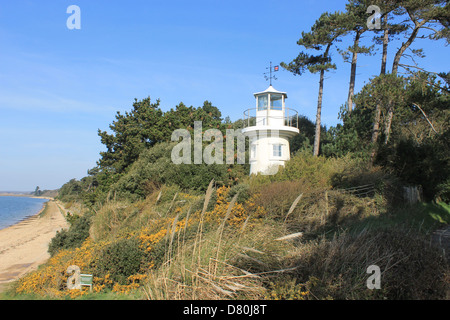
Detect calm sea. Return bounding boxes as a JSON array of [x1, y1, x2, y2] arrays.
[[0, 196, 48, 230]]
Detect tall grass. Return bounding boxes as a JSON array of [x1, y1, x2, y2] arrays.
[[142, 194, 266, 300]]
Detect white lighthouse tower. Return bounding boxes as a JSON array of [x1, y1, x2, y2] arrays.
[[242, 76, 299, 175]]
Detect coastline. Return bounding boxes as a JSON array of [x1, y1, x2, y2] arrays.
[[0, 200, 69, 293], [14, 198, 50, 225], [0, 193, 55, 200], [0, 196, 52, 231]]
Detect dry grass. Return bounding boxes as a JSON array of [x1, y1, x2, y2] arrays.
[[84, 182, 449, 300], [142, 193, 267, 300], [278, 228, 449, 300]]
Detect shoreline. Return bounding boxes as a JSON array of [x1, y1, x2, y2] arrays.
[[0, 196, 51, 231], [11, 199, 49, 226], [0, 193, 55, 200], [0, 200, 69, 292]]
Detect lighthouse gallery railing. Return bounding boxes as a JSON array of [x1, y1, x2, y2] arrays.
[[242, 107, 299, 129]]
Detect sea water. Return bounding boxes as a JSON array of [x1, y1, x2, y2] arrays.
[[0, 196, 48, 230]]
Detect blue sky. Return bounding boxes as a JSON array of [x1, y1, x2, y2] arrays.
[[0, 0, 448, 191]]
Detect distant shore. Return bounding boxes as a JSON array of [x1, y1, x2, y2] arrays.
[[0, 193, 55, 200], [0, 200, 68, 292]]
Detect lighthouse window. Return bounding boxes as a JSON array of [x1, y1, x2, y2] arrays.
[[251, 145, 256, 159], [273, 144, 282, 157], [270, 95, 282, 110], [258, 95, 268, 111]]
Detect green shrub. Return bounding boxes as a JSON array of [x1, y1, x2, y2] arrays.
[[48, 213, 93, 256], [111, 142, 239, 199], [95, 238, 146, 285], [377, 130, 450, 201], [227, 183, 251, 203], [249, 150, 364, 190]]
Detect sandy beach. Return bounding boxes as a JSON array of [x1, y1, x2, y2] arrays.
[[0, 200, 68, 292]]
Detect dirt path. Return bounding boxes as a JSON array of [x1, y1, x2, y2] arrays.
[[0, 200, 68, 292]]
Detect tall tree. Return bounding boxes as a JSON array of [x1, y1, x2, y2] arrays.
[[97, 97, 224, 176], [34, 186, 41, 196], [369, 1, 409, 162], [97, 97, 165, 175], [341, 1, 380, 112], [379, 0, 448, 145], [392, 0, 448, 75], [282, 12, 348, 156]]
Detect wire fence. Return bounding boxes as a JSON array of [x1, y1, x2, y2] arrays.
[[331, 184, 377, 198], [291, 183, 378, 200]]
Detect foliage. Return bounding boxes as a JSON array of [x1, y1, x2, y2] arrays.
[[289, 115, 329, 155], [250, 149, 364, 189], [378, 131, 450, 201], [48, 213, 93, 256], [14, 239, 105, 299], [97, 98, 223, 175], [95, 238, 147, 285], [321, 106, 373, 159], [110, 142, 245, 200], [10, 164, 449, 300], [324, 71, 449, 200], [264, 276, 311, 300]]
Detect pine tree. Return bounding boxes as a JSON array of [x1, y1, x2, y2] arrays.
[[340, 0, 378, 112], [282, 12, 348, 156]]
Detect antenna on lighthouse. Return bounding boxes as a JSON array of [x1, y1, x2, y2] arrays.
[[263, 61, 279, 86]]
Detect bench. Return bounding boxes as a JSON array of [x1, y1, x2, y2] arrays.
[[80, 274, 93, 292]]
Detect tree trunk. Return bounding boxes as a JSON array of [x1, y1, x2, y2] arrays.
[[385, 13, 427, 144], [370, 19, 389, 165], [380, 23, 389, 75], [347, 30, 361, 113], [313, 68, 325, 157], [313, 43, 332, 157], [384, 103, 394, 144], [392, 18, 426, 75]]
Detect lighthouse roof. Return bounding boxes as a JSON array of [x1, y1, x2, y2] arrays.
[[253, 85, 287, 98]]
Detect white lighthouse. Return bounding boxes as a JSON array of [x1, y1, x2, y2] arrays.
[[242, 85, 299, 175]]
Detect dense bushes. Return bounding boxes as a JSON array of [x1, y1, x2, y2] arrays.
[[110, 142, 246, 200], [95, 238, 146, 285], [322, 72, 450, 201], [48, 213, 93, 256], [378, 131, 450, 202]]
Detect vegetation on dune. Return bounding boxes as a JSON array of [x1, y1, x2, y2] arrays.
[[4, 0, 449, 300], [8, 151, 449, 300]]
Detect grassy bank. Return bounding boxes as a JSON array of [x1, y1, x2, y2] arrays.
[[4, 155, 449, 300]]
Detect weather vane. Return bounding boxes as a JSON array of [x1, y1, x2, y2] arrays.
[[264, 61, 279, 86]]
